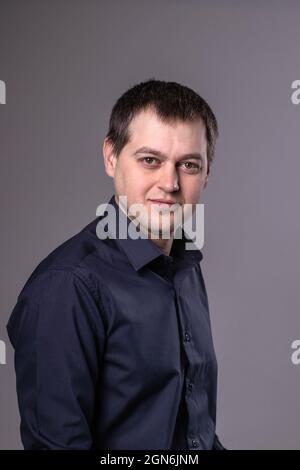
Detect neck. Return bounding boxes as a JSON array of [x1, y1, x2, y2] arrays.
[[149, 235, 173, 256]]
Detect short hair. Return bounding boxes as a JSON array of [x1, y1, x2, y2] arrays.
[[105, 78, 219, 170]]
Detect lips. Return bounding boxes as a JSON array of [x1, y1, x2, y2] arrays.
[[149, 199, 177, 205]]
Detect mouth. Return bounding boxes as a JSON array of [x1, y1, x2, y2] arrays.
[[149, 199, 179, 206]]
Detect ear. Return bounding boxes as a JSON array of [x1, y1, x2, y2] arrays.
[[203, 165, 210, 189], [102, 137, 117, 178]]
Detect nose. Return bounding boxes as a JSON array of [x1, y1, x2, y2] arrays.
[[157, 163, 179, 192]]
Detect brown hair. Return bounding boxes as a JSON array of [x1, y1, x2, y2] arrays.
[[105, 78, 219, 170]]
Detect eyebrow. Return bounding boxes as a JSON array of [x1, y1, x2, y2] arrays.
[[133, 146, 204, 161]]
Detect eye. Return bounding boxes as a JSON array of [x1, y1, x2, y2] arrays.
[[140, 157, 202, 172], [141, 156, 160, 166], [180, 161, 202, 172]]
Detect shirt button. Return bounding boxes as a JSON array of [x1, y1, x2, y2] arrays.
[[191, 440, 199, 448], [187, 382, 193, 392], [185, 331, 191, 342]]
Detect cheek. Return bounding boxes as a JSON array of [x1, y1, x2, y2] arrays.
[[115, 161, 134, 186], [180, 175, 204, 197], [116, 165, 153, 198]]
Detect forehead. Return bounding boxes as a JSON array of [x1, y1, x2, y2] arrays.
[[127, 108, 207, 151]]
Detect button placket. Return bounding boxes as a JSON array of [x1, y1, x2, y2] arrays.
[[191, 439, 199, 448], [184, 331, 191, 342], [187, 381, 193, 392]]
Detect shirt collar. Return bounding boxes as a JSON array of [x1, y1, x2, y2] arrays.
[[103, 194, 203, 271]]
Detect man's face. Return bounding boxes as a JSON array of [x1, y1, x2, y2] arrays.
[[103, 107, 209, 238]]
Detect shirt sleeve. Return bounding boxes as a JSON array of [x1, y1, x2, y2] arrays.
[[6, 268, 107, 450]]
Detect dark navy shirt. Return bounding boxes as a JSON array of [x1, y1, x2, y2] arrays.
[[7, 194, 225, 450]]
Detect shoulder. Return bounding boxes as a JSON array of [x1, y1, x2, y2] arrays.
[[7, 217, 111, 349], [17, 216, 110, 300]]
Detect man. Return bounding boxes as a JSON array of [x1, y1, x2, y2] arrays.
[[7, 79, 226, 450]]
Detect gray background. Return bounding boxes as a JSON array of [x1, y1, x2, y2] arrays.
[[0, 0, 299, 449]]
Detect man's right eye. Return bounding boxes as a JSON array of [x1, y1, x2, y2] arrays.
[[141, 156, 159, 166]]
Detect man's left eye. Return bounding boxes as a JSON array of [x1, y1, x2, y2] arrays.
[[182, 162, 200, 170]]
